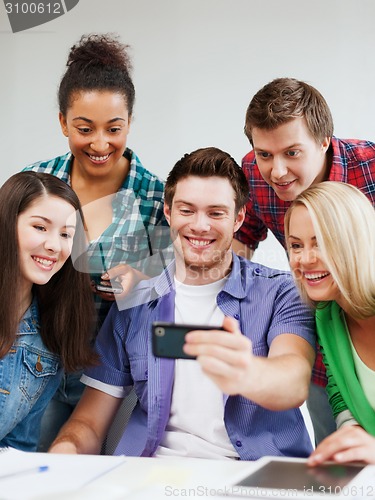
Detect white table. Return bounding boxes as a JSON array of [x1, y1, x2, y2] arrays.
[[2, 450, 373, 500], [41, 455, 375, 500], [39, 456, 254, 500]]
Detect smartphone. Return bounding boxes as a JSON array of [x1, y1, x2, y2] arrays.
[[91, 242, 123, 294], [92, 274, 123, 295], [152, 322, 224, 359]]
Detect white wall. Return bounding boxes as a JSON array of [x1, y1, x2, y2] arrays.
[[1, 0, 374, 270]]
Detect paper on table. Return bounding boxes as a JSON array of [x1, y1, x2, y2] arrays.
[[0, 447, 127, 500]]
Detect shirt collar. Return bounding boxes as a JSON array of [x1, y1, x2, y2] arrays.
[[20, 295, 40, 332], [222, 252, 248, 299], [327, 137, 347, 183], [152, 251, 247, 300]]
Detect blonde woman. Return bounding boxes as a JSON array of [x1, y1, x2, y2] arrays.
[[285, 181, 375, 464]]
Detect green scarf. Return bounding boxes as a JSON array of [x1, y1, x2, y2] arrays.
[[316, 301, 375, 436]]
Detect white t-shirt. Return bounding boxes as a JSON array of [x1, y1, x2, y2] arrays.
[[349, 335, 375, 411], [155, 277, 239, 460]]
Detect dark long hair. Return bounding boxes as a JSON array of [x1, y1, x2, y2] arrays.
[[0, 172, 96, 370]]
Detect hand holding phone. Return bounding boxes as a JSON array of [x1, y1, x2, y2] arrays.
[[152, 322, 224, 359], [93, 275, 123, 294], [92, 243, 124, 295]]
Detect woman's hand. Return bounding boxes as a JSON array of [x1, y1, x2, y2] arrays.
[[92, 264, 149, 301], [308, 425, 375, 465]]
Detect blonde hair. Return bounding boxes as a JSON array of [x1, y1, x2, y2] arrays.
[[285, 182, 375, 319]]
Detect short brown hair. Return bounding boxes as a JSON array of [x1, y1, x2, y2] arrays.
[[244, 78, 333, 145], [164, 147, 249, 214]]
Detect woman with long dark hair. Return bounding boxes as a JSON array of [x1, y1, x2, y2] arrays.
[[0, 171, 95, 451]]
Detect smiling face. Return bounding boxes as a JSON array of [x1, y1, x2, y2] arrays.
[[59, 90, 131, 180], [164, 176, 245, 284], [287, 204, 340, 303], [252, 117, 330, 201], [17, 195, 77, 299]]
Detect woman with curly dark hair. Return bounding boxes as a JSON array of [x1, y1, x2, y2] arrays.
[[23, 34, 170, 450]]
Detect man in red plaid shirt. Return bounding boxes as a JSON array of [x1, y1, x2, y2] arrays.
[[233, 77, 375, 445]]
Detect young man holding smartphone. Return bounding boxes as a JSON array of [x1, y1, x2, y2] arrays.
[[49, 147, 316, 460]]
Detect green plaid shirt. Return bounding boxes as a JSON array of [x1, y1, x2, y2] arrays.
[[23, 148, 172, 329]]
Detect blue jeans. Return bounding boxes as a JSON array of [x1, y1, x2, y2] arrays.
[[306, 382, 336, 445], [37, 371, 85, 452]]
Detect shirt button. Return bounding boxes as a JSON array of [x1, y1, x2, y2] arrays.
[[145, 370, 148, 377], [233, 314, 239, 320], [35, 355, 43, 373], [236, 440, 242, 447]]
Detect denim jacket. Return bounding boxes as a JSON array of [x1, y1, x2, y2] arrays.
[[0, 298, 62, 451]]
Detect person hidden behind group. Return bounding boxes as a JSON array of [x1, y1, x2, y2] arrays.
[[23, 33, 171, 450], [233, 77, 375, 445]]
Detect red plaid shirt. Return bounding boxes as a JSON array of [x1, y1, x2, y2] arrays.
[[236, 137, 375, 386]]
